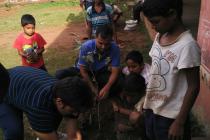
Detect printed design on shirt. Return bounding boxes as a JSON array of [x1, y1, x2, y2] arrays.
[[147, 92, 168, 102], [82, 51, 95, 64], [105, 56, 111, 65], [23, 42, 38, 55], [147, 47, 170, 92], [82, 50, 111, 67]]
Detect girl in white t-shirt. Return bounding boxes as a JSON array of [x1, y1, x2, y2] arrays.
[[142, 0, 201, 140]]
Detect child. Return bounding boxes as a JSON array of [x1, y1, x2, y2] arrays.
[[13, 14, 47, 71], [122, 50, 150, 84], [86, 0, 113, 39], [112, 73, 147, 140], [142, 0, 201, 140]]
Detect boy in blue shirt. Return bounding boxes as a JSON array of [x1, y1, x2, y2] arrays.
[[56, 25, 120, 100]]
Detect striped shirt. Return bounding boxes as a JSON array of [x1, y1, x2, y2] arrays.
[[86, 3, 113, 37], [5, 66, 62, 132]]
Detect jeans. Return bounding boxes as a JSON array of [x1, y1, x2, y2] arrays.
[[0, 103, 24, 140], [144, 109, 191, 140]]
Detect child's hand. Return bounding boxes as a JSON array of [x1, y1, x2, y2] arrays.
[[26, 52, 39, 63], [112, 102, 119, 112], [129, 111, 141, 124], [97, 85, 110, 100]]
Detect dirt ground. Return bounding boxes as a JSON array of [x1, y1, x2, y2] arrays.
[[0, 9, 148, 60], [1, 0, 206, 139], [0, 4, 149, 140]]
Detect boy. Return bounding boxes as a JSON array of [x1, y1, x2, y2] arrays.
[[112, 73, 146, 140], [86, 0, 113, 39], [122, 50, 150, 84], [142, 0, 201, 140], [13, 14, 47, 71], [0, 66, 93, 140], [56, 25, 120, 100]]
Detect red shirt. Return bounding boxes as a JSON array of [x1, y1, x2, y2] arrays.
[[13, 33, 46, 68]]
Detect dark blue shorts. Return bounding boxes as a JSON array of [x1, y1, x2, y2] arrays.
[[144, 109, 191, 140]]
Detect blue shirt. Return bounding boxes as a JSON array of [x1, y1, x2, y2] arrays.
[[77, 39, 120, 71], [86, 3, 113, 37], [5, 66, 62, 132]]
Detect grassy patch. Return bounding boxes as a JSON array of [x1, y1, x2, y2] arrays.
[[44, 47, 79, 75], [0, 46, 20, 68], [0, 0, 81, 33], [0, 0, 83, 70]]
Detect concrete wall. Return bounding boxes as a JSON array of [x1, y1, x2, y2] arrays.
[[195, 0, 210, 136]]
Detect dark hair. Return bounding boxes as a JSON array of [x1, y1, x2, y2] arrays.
[[0, 63, 10, 102], [123, 73, 146, 98], [21, 14, 36, 27], [96, 24, 113, 40], [125, 50, 144, 65], [142, 0, 183, 19], [52, 76, 93, 112]]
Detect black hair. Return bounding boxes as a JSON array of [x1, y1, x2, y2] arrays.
[[21, 14, 36, 27], [96, 24, 113, 40], [123, 73, 146, 98], [142, 0, 183, 19], [0, 63, 10, 103], [125, 50, 144, 65], [52, 76, 93, 112]]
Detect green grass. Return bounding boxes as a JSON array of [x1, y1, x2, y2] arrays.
[[0, 0, 82, 33], [0, 0, 83, 72], [0, 1, 82, 138]]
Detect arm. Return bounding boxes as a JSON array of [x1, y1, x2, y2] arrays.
[[112, 23, 117, 42], [36, 47, 45, 56], [98, 67, 120, 100], [169, 66, 200, 139], [79, 65, 98, 95], [79, 0, 84, 8], [66, 118, 82, 140], [113, 102, 142, 126], [87, 21, 92, 39], [112, 101, 132, 115]]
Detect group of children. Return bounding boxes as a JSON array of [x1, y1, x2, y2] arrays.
[[11, 0, 201, 140]]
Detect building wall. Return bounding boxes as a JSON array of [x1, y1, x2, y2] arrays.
[[195, 0, 210, 135]]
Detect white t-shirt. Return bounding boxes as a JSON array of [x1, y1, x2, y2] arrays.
[[143, 30, 201, 119]]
